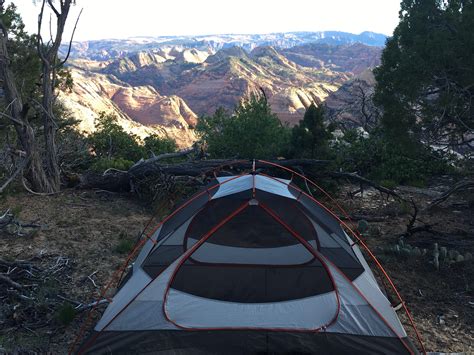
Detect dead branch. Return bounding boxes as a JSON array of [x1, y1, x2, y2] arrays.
[[0, 258, 36, 271], [330, 171, 400, 198], [426, 180, 474, 210], [338, 214, 388, 222], [398, 199, 436, 237], [57, 7, 83, 67], [0, 273, 24, 290], [0, 158, 29, 194], [56, 294, 109, 312], [22, 177, 60, 196], [75, 299, 109, 312], [80, 158, 331, 192], [0, 209, 14, 226], [129, 158, 330, 179], [0, 209, 43, 236], [127, 146, 198, 173]]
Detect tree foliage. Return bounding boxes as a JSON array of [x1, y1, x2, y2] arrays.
[[143, 134, 177, 156], [291, 104, 334, 158], [335, 128, 452, 186], [0, 3, 39, 98], [196, 93, 290, 159], [88, 113, 143, 162], [374, 0, 474, 151], [88, 112, 178, 172]]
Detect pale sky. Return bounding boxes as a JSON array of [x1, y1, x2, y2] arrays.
[[11, 0, 401, 41]]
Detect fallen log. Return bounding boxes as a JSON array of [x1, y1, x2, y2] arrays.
[[79, 158, 331, 192], [79, 170, 130, 191], [129, 158, 331, 178], [78, 153, 400, 201]]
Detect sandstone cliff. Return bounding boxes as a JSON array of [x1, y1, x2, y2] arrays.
[[59, 67, 197, 147], [102, 46, 350, 125]]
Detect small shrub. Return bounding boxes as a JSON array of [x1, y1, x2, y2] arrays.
[[379, 179, 397, 190], [10, 205, 22, 217], [115, 232, 134, 254], [56, 303, 76, 326], [356, 220, 369, 235]]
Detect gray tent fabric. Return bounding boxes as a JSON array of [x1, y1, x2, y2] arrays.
[[78, 173, 419, 354]]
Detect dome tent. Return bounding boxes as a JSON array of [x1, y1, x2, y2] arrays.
[[74, 161, 424, 354]]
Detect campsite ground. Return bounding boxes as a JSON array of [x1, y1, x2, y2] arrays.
[[0, 181, 473, 353]]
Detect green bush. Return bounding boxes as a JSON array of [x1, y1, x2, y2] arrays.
[[196, 93, 290, 159], [88, 112, 144, 162], [90, 157, 135, 173], [88, 112, 178, 170], [334, 128, 452, 185], [143, 134, 177, 156], [115, 232, 135, 254], [290, 104, 334, 159]]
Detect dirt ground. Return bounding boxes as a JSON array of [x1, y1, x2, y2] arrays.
[[0, 181, 472, 354]]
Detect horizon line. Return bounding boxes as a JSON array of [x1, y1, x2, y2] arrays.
[[66, 30, 389, 43]]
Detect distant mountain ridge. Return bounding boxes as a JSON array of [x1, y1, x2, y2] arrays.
[[61, 31, 387, 60], [59, 32, 384, 147]]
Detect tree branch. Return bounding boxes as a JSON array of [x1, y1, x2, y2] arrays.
[[330, 171, 400, 198], [426, 180, 474, 209], [0, 274, 24, 290], [47, 0, 60, 17], [0, 158, 29, 194], [57, 7, 83, 67], [36, 0, 48, 63]]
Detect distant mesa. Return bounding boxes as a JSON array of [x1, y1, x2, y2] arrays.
[[60, 31, 387, 61]]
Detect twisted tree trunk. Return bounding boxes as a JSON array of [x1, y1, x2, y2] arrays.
[[36, 0, 76, 192], [0, 8, 54, 192], [0, 0, 76, 193]]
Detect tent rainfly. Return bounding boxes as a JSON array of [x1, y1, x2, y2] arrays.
[[74, 163, 424, 354]]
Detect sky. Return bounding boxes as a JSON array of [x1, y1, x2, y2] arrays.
[[11, 0, 402, 42]]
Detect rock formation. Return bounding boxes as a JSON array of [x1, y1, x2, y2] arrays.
[[60, 36, 384, 146]]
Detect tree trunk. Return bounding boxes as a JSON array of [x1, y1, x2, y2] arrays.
[[23, 125, 56, 192], [40, 64, 60, 191], [35, 0, 75, 193], [0, 15, 56, 193]]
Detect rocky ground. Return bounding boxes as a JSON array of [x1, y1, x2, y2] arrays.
[[0, 179, 472, 353]]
